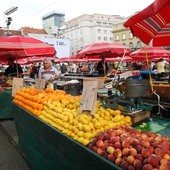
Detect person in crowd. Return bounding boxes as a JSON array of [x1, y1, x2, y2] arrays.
[[96, 58, 108, 76], [60, 63, 67, 74], [4, 57, 23, 77], [29, 62, 38, 78], [38, 59, 60, 85]]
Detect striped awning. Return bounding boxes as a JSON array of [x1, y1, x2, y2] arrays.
[[124, 0, 170, 46]]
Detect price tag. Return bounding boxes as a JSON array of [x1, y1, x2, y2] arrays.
[[80, 80, 98, 115], [12, 78, 23, 97], [35, 79, 46, 90]]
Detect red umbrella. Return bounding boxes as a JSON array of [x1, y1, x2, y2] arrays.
[[27, 56, 59, 64], [130, 47, 170, 60], [77, 42, 131, 58], [0, 35, 56, 60], [124, 0, 170, 46], [60, 56, 87, 63], [105, 56, 132, 62]]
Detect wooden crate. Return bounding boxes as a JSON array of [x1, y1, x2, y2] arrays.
[[122, 111, 150, 125]]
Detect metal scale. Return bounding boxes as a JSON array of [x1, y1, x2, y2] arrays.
[[99, 79, 152, 113]]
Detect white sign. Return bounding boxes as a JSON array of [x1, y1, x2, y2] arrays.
[[28, 34, 70, 58]]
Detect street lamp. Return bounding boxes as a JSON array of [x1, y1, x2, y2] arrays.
[[4, 6, 18, 36]]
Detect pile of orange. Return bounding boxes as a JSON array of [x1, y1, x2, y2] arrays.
[[13, 87, 81, 116]]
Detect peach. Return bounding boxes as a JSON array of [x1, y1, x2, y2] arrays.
[[106, 146, 115, 154], [147, 146, 154, 154], [129, 148, 137, 157], [154, 147, 164, 157], [114, 142, 121, 149], [115, 157, 122, 165], [158, 145, 167, 154], [133, 159, 143, 169], [96, 140, 104, 148], [122, 148, 130, 156], [122, 140, 130, 148], [135, 144, 143, 153], [148, 154, 159, 167], [97, 148, 103, 155], [101, 150, 108, 158], [110, 136, 120, 144], [141, 140, 150, 148], [96, 133, 104, 140], [88, 143, 94, 150], [114, 149, 122, 158], [142, 148, 151, 158], [130, 139, 140, 147], [143, 164, 153, 170], [115, 129, 123, 136], [92, 146, 98, 152], [107, 154, 116, 162], [163, 153, 170, 161], [101, 142, 110, 150], [92, 138, 98, 145], [127, 165, 135, 170], [160, 158, 169, 165], [135, 154, 144, 162], [151, 142, 159, 148], [159, 164, 170, 170], [127, 155, 135, 165], [154, 136, 163, 144], [120, 161, 129, 170], [103, 134, 110, 141]]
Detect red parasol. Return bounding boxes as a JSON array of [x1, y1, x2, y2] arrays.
[[105, 56, 132, 62], [130, 46, 170, 60], [76, 42, 131, 58], [0, 35, 56, 60], [60, 56, 87, 63], [124, 0, 170, 46]]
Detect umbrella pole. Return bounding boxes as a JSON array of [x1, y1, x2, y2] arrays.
[[15, 53, 19, 78]]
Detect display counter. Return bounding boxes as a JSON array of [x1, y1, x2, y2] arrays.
[[12, 103, 121, 170], [0, 90, 13, 119]]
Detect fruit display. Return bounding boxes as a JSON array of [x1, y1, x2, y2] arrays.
[[88, 125, 170, 170], [13, 87, 132, 146]]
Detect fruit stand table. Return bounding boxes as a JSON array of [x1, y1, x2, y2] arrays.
[[0, 89, 13, 119], [12, 103, 122, 170]]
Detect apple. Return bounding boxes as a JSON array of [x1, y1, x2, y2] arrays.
[[96, 140, 104, 148]]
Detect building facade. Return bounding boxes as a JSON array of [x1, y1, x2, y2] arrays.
[[112, 19, 149, 51], [59, 14, 125, 55], [42, 11, 65, 36]]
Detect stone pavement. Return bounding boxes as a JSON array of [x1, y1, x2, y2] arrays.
[[0, 119, 32, 170]]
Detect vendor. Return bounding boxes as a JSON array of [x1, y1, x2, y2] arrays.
[[38, 59, 60, 85], [96, 58, 108, 76], [4, 57, 23, 77]]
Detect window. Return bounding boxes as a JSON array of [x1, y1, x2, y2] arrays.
[[122, 43, 126, 46], [136, 41, 141, 49], [122, 34, 126, 40], [104, 37, 107, 41], [129, 42, 134, 49], [110, 37, 113, 41], [97, 29, 101, 33], [116, 35, 119, 40], [98, 36, 101, 41], [104, 30, 107, 34], [129, 33, 133, 39]]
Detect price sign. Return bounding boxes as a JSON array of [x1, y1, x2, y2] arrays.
[[35, 79, 46, 90], [80, 80, 98, 115], [12, 78, 23, 97]]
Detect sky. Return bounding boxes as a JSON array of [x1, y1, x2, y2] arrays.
[[1, 0, 154, 29]]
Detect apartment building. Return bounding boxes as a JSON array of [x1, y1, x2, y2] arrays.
[[59, 14, 125, 55], [112, 19, 148, 51]]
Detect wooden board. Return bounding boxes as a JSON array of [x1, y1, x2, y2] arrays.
[[122, 111, 150, 125]]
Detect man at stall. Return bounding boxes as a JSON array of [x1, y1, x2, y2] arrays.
[[38, 59, 60, 86], [4, 57, 23, 77]]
